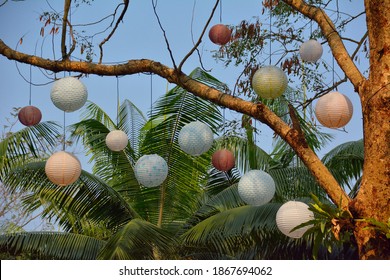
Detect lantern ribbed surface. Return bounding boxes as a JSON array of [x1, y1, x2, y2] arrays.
[[212, 149, 235, 171], [299, 39, 323, 63], [106, 130, 128, 151], [45, 151, 81, 186], [178, 121, 214, 156], [50, 77, 88, 112], [315, 91, 353, 128], [238, 170, 275, 206], [252, 66, 288, 99], [18, 105, 42, 126], [209, 24, 231, 45], [134, 154, 168, 188], [276, 201, 314, 238]]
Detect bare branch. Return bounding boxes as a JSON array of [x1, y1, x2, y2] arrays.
[[61, 0, 71, 60]]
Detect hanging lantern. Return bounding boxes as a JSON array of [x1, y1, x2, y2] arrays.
[[18, 105, 42, 126], [315, 91, 353, 128], [299, 39, 323, 63], [45, 151, 81, 186], [134, 154, 168, 188], [209, 24, 231, 45], [212, 149, 235, 171], [238, 170, 275, 206], [276, 201, 314, 238], [105, 130, 128, 151], [252, 65, 288, 99], [178, 121, 214, 156], [50, 76, 88, 112]]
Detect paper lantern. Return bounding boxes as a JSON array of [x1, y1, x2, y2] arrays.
[[50, 76, 88, 112], [178, 121, 214, 156], [134, 154, 168, 188], [212, 149, 235, 171], [299, 39, 323, 63], [209, 24, 231, 45], [45, 151, 81, 186], [238, 170, 275, 206], [315, 91, 353, 128], [252, 66, 288, 99], [276, 201, 314, 238], [106, 130, 128, 151], [18, 105, 42, 126]]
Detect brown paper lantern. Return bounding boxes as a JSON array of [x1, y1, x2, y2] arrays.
[[209, 24, 231, 45], [18, 105, 42, 126], [212, 149, 235, 171], [315, 91, 353, 128], [45, 151, 81, 186]]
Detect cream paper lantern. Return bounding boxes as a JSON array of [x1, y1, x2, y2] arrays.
[[134, 154, 168, 188], [50, 76, 88, 112], [276, 201, 314, 238], [178, 121, 214, 156], [45, 151, 81, 186], [299, 39, 323, 63], [238, 170, 275, 206], [106, 130, 128, 151], [315, 91, 353, 128], [252, 66, 288, 99]]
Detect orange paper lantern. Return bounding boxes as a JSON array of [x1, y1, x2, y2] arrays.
[[45, 151, 81, 186], [209, 24, 231, 45], [18, 105, 42, 126], [212, 149, 235, 171]]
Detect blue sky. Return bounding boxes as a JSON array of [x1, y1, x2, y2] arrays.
[[0, 0, 366, 173]]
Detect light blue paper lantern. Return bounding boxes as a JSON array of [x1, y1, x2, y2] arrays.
[[134, 154, 168, 188], [299, 39, 323, 63], [178, 121, 214, 156], [276, 201, 314, 238], [50, 76, 88, 112], [252, 65, 288, 99], [238, 170, 275, 206]]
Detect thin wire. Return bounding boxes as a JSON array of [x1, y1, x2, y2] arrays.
[[29, 65, 32, 105], [116, 76, 120, 127], [150, 73, 153, 133], [219, 0, 222, 23], [63, 111, 66, 151], [269, 6, 272, 65]]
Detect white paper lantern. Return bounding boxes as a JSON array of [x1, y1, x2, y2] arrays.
[[276, 201, 314, 238], [315, 91, 353, 128], [299, 39, 323, 63], [238, 170, 275, 206], [252, 66, 288, 99], [178, 121, 214, 156], [134, 154, 168, 188], [106, 130, 128, 151], [50, 76, 88, 112], [45, 151, 81, 186]]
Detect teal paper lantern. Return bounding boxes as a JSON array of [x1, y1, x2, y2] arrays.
[[252, 66, 288, 99], [134, 154, 168, 188], [238, 170, 275, 206], [178, 121, 214, 156], [50, 76, 88, 112]]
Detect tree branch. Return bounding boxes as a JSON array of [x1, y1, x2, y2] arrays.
[[61, 0, 71, 60]]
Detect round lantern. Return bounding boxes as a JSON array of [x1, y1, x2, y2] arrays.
[[252, 65, 288, 99], [299, 39, 323, 63], [212, 149, 235, 171], [105, 130, 128, 151], [134, 154, 168, 188], [238, 170, 275, 206], [276, 201, 314, 238], [315, 91, 353, 128], [209, 24, 231, 45], [178, 121, 214, 156], [18, 105, 42, 126], [50, 76, 88, 112], [45, 151, 82, 186]]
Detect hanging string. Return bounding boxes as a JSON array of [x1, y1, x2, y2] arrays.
[[116, 76, 120, 127], [63, 111, 66, 151], [150, 73, 154, 134], [219, 0, 223, 23], [269, 5, 273, 65], [28, 65, 32, 106]]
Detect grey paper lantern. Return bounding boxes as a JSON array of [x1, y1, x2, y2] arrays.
[[106, 130, 128, 151], [238, 170, 275, 206], [45, 151, 81, 186], [315, 91, 353, 128], [178, 121, 214, 156], [50, 76, 88, 112], [252, 66, 288, 99], [134, 154, 168, 188], [299, 39, 323, 63], [276, 201, 314, 238]]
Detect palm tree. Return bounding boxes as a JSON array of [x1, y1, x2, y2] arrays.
[[0, 68, 363, 260]]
